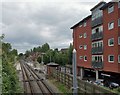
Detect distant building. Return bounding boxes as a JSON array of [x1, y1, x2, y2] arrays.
[[60, 48, 68, 54], [71, 1, 120, 80]]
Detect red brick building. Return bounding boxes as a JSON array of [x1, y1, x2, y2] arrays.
[[71, 1, 120, 81]]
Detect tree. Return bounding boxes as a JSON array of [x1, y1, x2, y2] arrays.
[[2, 43, 12, 55], [25, 50, 31, 58], [41, 43, 50, 52], [18, 53, 24, 59], [11, 49, 18, 56], [2, 40, 21, 93], [0, 34, 5, 40], [68, 43, 73, 64]]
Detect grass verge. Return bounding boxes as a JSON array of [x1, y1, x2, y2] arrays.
[[48, 77, 72, 94]]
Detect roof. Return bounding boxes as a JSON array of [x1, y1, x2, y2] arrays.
[[70, 15, 91, 29], [47, 62, 59, 66], [90, 1, 106, 11], [100, 2, 115, 10]]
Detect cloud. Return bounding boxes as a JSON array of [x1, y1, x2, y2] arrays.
[[1, 1, 99, 53]]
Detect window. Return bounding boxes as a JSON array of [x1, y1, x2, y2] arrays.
[[92, 10, 103, 21], [79, 24, 82, 27], [108, 38, 114, 46], [95, 28, 99, 33], [108, 5, 114, 13], [79, 34, 82, 38], [84, 56, 87, 61], [108, 55, 114, 62], [84, 33, 87, 38], [108, 22, 114, 30], [118, 55, 120, 63], [118, 37, 120, 45], [83, 22, 87, 27], [92, 55, 103, 62], [79, 56, 83, 59], [118, 1, 120, 8], [99, 25, 103, 32], [84, 45, 87, 50], [79, 45, 82, 49], [118, 19, 120, 26]]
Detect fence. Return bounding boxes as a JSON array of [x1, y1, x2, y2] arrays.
[[52, 69, 116, 94]]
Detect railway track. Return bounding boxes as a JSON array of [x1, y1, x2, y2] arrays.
[[20, 60, 54, 95]]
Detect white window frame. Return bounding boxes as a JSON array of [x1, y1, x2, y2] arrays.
[[84, 56, 87, 61], [108, 55, 114, 62], [84, 45, 87, 50], [79, 24, 82, 27], [83, 33, 87, 38], [79, 56, 83, 59], [118, 37, 120, 45], [108, 38, 114, 46], [118, 55, 120, 63], [108, 5, 114, 13], [118, 18, 120, 26], [83, 22, 87, 27], [79, 45, 82, 49], [108, 22, 114, 30], [79, 34, 82, 38]]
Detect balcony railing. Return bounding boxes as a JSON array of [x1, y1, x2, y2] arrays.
[[91, 16, 103, 28], [92, 46, 103, 54], [91, 32, 103, 41], [92, 61, 103, 69]]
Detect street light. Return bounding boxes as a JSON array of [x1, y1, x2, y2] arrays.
[[41, 53, 46, 64], [72, 49, 78, 94]]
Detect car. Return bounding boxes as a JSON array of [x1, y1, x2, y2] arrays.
[[95, 79, 104, 86], [109, 82, 119, 89]]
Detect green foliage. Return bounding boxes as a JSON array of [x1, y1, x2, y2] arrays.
[[25, 43, 73, 66], [2, 43, 12, 54], [41, 43, 50, 52], [68, 43, 73, 64], [2, 41, 21, 93]]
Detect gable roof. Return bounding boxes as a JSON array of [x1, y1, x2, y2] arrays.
[[70, 15, 91, 29], [90, 1, 106, 11]]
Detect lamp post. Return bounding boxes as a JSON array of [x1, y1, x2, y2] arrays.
[[72, 49, 78, 94], [41, 53, 45, 64]]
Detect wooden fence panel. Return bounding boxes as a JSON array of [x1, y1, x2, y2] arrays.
[[51, 69, 115, 94]]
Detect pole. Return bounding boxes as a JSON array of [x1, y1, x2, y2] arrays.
[[41, 54, 43, 64], [72, 49, 78, 95], [50, 54, 51, 62]]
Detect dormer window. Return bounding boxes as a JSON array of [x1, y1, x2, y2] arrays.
[[108, 5, 114, 13], [83, 22, 87, 27]]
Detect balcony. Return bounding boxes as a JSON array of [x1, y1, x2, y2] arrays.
[[92, 61, 103, 69], [92, 46, 103, 54], [91, 32, 103, 41], [91, 16, 103, 28]]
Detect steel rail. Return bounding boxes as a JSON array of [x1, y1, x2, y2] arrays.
[[20, 61, 34, 94], [25, 63, 55, 95]]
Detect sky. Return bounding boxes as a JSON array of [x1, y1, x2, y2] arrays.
[[1, 0, 110, 53]]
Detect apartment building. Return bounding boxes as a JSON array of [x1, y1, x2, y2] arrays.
[[71, 1, 120, 81]]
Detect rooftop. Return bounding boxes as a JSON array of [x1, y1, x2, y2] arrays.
[[70, 15, 91, 29]]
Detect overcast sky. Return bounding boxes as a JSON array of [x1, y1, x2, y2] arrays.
[[1, 0, 110, 53]]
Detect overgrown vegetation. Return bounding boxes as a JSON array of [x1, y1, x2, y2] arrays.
[[25, 43, 73, 66], [1, 34, 22, 93], [49, 77, 72, 94]]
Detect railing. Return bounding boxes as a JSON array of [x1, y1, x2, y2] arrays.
[[91, 16, 103, 28], [91, 32, 103, 41], [92, 46, 103, 54], [92, 61, 103, 68]]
